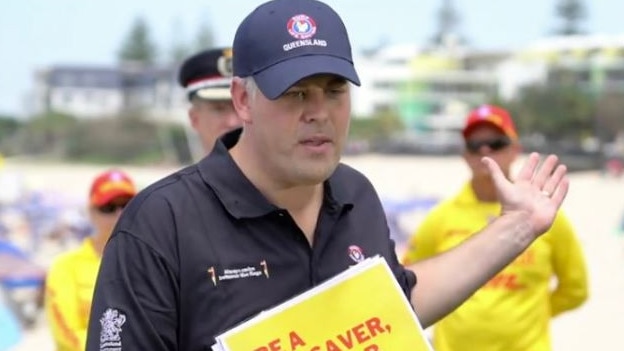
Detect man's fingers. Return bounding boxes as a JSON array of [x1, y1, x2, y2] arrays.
[[516, 152, 540, 181], [532, 154, 559, 188], [550, 176, 570, 209], [482, 156, 508, 189], [542, 164, 567, 196]]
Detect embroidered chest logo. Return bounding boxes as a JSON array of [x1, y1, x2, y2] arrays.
[[208, 260, 270, 286], [348, 245, 365, 263], [99, 308, 126, 350]]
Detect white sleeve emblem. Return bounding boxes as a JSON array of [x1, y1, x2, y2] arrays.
[[99, 308, 126, 350]]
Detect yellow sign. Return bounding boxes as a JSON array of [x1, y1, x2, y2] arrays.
[[213, 256, 433, 351]]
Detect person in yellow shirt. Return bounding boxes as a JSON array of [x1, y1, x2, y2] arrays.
[[402, 104, 589, 351], [44, 170, 137, 351]]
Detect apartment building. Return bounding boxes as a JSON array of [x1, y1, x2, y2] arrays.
[[32, 63, 188, 124]]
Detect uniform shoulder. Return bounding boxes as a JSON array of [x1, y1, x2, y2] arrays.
[[332, 163, 373, 187], [109, 164, 203, 264], [330, 163, 380, 199], [120, 164, 200, 219]]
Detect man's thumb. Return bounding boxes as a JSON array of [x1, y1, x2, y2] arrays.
[[482, 157, 508, 188]]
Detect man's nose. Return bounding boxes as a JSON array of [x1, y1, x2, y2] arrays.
[[478, 145, 493, 154], [303, 91, 330, 123]]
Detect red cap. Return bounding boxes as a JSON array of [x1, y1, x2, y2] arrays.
[[89, 170, 137, 206], [462, 105, 518, 140]]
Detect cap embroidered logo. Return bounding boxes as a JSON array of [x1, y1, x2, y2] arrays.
[[287, 14, 317, 39], [217, 48, 233, 77], [108, 172, 124, 181], [477, 106, 491, 118]]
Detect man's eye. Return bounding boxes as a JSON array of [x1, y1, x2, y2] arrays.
[[287, 91, 305, 100]]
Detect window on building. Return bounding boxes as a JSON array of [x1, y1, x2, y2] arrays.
[[63, 91, 73, 105], [83, 89, 93, 103], [59, 73, 75, 87]]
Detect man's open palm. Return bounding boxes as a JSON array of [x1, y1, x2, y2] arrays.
[[484, 152, 569, 236]]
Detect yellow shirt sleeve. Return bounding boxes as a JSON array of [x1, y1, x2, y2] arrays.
[[401, 206, 444, 265], [548, 212, 589, 316], [44, 257, 87, 351]]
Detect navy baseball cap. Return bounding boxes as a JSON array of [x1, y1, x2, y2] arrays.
[[233, 0, 361, 100]]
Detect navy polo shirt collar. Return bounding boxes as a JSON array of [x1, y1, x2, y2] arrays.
[[198, 128, 352, 219]]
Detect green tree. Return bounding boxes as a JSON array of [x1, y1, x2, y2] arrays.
[[429, 0, 465, 48], [0, 115, 22, 155], [168, 17, 191, 64], [195, 22, 215, 51], [14, 112, 78, 157], [553, 0, 588, 35], [595, 91, 624, 141], [0, 115, 20, 138], [170, 44, 191, 65], [504, 81, 592, 141], [349, 111, 405, 141], [118, 16, 158, 64], [65, 114, 164, 164]]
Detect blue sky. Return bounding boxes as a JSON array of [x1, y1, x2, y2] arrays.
[[0, 0, 621, 116]]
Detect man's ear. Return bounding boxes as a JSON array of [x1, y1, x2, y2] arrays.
[[231, 77, 252, 124], [188, 105, 199, 129]]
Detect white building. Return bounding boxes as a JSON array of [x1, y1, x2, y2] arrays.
[[32, 64, 188, 125], [352, 44, 420, 117], [497, 34, 624, 99], [32, 33, 624, 130], [352, 43, 504, 133]]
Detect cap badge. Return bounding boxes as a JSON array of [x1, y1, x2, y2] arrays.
[[477, 106, 491, 118], [217, 48, 233, 77], [108, 172, 124, 181], [287, 14, 317, 40]]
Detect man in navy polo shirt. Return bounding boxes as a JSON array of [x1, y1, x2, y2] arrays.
[[86, 1, 570, 350]]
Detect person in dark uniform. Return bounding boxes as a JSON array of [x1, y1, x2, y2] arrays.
[[86, 1, 571, 350], [178, 47, 241, 156]]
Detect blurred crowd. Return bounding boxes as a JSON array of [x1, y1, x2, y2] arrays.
[[0, 169, 92, 335]]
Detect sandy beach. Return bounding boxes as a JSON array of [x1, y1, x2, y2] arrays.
[[5, 154, 624, 350]]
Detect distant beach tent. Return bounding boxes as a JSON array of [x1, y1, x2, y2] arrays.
[[382, 196, 439, 214], [0, 239, 46, 343], [381, 195, 439, 244]]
